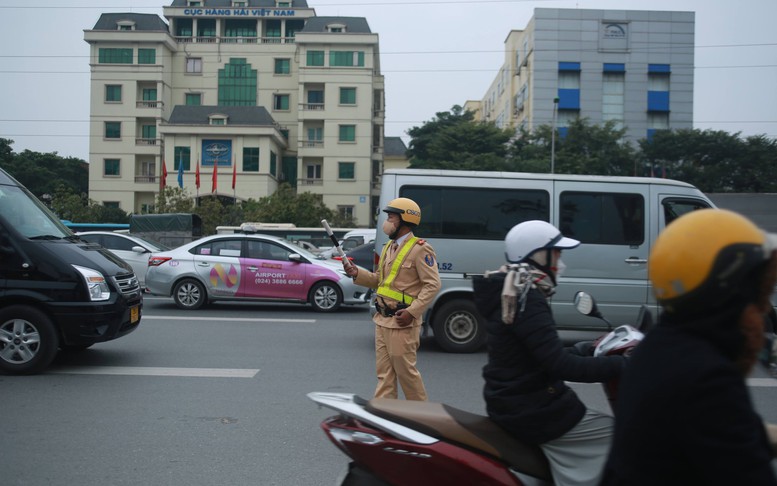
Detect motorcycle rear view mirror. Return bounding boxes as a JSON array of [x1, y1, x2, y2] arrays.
[[574, 291, 612, 330]]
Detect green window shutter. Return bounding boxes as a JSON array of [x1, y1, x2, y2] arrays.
[[99, 48, 133, 64], [274, 59, 290, 74], [307, 51, 324, 66], [270, 151, 277, 177], [185, 93, 201, 106], [142, 125, 156, 140], [218, 58, 257, 106], [104, 159, 120, 176], [105, 85, 122, 102], [105, 122, 121, 139], [142, 88, 157, 101], [243, 147, 259, 172], [357, 51, 364, 66], [174, 147, 191, 170], [138, 49, 156, 64], [338, 162, 355, 179], [339, 125, 355, 142], [340, 87, 356, 104]]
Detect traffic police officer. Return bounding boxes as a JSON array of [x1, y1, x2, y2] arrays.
[[343, 198, 441, 400]]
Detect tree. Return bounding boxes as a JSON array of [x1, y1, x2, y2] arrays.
[[243, 183, 337, 227], [406, 105, 515, 169], [0, 139, 88, 198], [155, 186, 195, 214]]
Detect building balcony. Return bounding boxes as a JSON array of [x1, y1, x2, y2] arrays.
[[299, 140, 324, 149], [301, 103, 325, 111], [136, 101, 163, 109], [298, 178, 323, 186], [135, 175, 158, 184], [135, 138, 161, 146], [174, 36, 295, 44]]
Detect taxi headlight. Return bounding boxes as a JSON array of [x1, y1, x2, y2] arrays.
[[73, 265, 111, 301]]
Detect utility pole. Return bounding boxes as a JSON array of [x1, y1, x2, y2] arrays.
[[551, 97, 559, 174]]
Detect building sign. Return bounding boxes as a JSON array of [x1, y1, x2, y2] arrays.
[[183, 8, 297, 17], [600, 22, 629, 51], [603, 23, 627, 39], [202, 140, 232, 167]]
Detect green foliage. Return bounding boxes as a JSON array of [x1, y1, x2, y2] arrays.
[[50, 184, 129, 224], [242, 183, 337, 227], [0, 138, 88, 198], [155, 186, 195, 214]]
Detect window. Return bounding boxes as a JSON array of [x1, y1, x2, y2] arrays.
[[141, 125, 156, 140], [339, 87, 356, 105], [306, 163, 322, 179], [104, 159, 120, 176], [270, 151, 277, 177], [662, 198, 710, 226], [105, 85, 122, 102], [142, 88, 157, 101], [176, 18, 193, 37], [192, 238, 242, 257], [138, 49, 156, 64], [338, 206, 354, 220], [174, 146, 191, 171], [339, 125, 356, 142], [558, 62, 581, 110], [338, 162, 355, 180], [330, 51, 365, 67], [245, 240, 290, 261], [243, 147, 259, 172], [400, 186, 550, 240], [198, 19, 216, 37], [185, 93, 201, 106], [559, 192, 644, 245], [274, 58, 290, 74], [273, 94, 290, 111], [307, 50, 325, 66], [327, 23, 346, 33], [186, 57, 202, 74], [307, 90, 324, 105], [104, 122, 121, 139], [307, 127, 323, 143], [602, 71, 625, 128], [648, 66, 670, 112], [218, 58, 257, 106], [118, 24, 134, 31], [265, 20, 281, 41], [98, 48, 132, 64], [210, 116, 227, 125]]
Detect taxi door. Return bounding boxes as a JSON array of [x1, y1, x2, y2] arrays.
[[240, 239, 308, 300], [192, 238, 243, 298]]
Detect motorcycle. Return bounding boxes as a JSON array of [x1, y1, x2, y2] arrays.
[[308, 292, 650, 486]]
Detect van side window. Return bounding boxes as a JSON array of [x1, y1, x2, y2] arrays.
[[662, 198, 711, 226], [560, 192, 644, 245], [400, 186, 550, 240]]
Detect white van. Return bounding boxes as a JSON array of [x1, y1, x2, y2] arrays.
[[320, 228, 376, 259], [377, 168, 715, 352]]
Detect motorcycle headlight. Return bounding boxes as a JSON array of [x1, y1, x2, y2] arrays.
[[73, 265, 111, 301]]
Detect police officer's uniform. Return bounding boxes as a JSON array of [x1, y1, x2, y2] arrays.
[[354, 231, 441, 400]]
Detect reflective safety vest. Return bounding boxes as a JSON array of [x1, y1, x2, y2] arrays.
[[376, 237, 419, 304]]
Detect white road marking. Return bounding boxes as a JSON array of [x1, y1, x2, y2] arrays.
[[49, 367, 259, 378], [142, 315, 315, 323], [747, 378, 777, 387]]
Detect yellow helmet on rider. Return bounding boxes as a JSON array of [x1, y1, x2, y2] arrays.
[[649, 208, 777, 316], [383, 198, 421, 227]]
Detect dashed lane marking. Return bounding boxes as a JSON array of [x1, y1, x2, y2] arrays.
[[747, 378, 777, 388], [49, 366, 260, 378]]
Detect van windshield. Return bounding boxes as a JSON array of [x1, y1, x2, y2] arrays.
[[0, 184, 71, 239]]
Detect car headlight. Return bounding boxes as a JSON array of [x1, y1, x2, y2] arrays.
[[73, 265, 111, 301]]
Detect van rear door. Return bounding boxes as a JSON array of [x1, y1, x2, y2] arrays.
[[552, 181, 651, 329]]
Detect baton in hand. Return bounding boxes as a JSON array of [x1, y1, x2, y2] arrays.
[[321, 219, 355, 269]]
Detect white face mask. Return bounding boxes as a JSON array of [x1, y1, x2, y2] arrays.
[[554, 258, 566, 279], [382, 219, 397, 237]]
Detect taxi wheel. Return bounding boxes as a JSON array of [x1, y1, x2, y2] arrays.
[[173, 278, 206, 310], [0, 305, 59, 375], [310, 281, 342, 312]]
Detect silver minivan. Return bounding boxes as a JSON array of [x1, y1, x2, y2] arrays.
[[377, 169, 715, 352]]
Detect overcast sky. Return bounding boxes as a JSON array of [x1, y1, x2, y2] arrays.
[[0, 0, 775, 161]]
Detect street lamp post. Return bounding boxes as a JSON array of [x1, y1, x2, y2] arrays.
[[551, 97, 559, 174]]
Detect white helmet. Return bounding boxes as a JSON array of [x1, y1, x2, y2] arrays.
[[505, 220, 580, 263]]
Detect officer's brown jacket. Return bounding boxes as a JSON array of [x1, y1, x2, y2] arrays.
[[354, 234, 441, 329]]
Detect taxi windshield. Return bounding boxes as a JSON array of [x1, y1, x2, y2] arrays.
[[0, 185, 71, 239]]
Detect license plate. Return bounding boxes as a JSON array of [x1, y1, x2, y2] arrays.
[[130, 305, 140, 323]]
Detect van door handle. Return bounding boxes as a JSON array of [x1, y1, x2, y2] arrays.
[[625, 257, 648, 264]]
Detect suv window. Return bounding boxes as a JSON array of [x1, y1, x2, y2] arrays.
[[560, 191, 644, 245], [400, 186, 550, 240], [663, 198, 711, 226]]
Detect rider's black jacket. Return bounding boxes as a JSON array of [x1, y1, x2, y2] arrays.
[[601, 308, 777, 485], [473, 273, 626, 445]]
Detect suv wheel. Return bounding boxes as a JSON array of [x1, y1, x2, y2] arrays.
[[0, 305, 59, 374]]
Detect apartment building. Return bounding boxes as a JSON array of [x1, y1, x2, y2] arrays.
[[468, 8, 694, 143], [84, 0, 384, 226]]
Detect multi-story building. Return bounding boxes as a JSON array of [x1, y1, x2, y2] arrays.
[[84, 0, 384, 227], [467, 8, 694, 143]]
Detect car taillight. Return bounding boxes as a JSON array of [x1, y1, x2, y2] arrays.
[[148, 256, 172, 267]]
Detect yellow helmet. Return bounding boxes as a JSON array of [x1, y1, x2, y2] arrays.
[[383, 197, 421, 226], [649, 208, 776, 315]]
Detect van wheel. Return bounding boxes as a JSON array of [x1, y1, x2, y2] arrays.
[[173, 279, 207, 310], [310, 281, 342, 312], [0, 305, 59, 375], [432, 300, 486, 353]]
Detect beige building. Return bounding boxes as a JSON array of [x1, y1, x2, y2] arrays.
[[84, 0, 385, 227]]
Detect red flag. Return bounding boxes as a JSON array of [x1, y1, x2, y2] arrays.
[[161, 160, 167, 188], [195, 160, 201, 189], [211, 163, 218, 193], [232, 163, 237, 190]]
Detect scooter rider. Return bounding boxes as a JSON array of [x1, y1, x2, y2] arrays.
[[472, 220, 627, 486], [342, 197, 441, 401], [601, 209, 777, 485]]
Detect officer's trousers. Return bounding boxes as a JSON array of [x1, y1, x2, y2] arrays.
[[374, 324, 427, 401]]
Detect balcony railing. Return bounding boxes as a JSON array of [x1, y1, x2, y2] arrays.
[[299, 178, 323, 186], [136, 101, 163, 109], [135, 175, 158, 184], [175, 36, 295, 44], [301, 103, 325, 111], [300, 140, 324, 149], [135, 138, 160, 146]]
